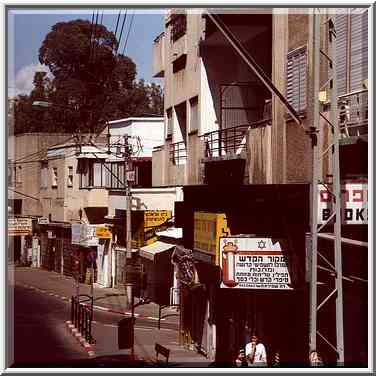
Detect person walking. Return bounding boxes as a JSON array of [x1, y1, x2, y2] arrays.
[[245, 333, 267, 366]]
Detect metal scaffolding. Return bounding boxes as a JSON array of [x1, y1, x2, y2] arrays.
[[308, 10, 367, 365]]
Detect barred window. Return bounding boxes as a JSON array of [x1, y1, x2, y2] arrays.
[[286, 46, 307, 113]]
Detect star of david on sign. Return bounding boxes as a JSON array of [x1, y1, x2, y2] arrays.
[[258, 240, 266, 249]]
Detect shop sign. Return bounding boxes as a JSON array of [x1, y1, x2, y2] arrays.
[[71, 224, 98, 246], [37, 217, 49, 225], [219, 237, 293, 290], [144, 210, 172, 228], [194, 212, 230, 265], [95, 226, 112, 239], [318, 182, 367, 225], [8, 217, 32, 236]]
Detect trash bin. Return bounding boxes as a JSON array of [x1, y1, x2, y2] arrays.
[[118, 317, 135, 349]]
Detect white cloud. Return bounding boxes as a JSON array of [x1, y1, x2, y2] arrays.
[[13, 63, 51, 96]]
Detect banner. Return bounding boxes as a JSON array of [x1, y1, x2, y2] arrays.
[[8, 217, 32, 236], [193, 212, 230, 265], [219, 237, 293, 290], [95, 226, 112, 239], [71, 224, 99, 247], [318, 182, 368, 225]]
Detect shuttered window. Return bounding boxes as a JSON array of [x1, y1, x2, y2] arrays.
[[286, 46, 307, 113], [335, 9, 368, 95]]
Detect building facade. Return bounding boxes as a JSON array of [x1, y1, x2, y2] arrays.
[[151, 8, 368, 365]]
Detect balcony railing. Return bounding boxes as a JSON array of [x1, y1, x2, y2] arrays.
[[201, 119, 271, 159], [169, 141, 187, 165], [338, 89, 368, 139]]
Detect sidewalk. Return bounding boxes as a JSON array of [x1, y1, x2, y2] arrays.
[[13, 266, 210, 367]]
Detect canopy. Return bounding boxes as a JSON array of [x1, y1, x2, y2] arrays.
[[139, 241, 175, 261]]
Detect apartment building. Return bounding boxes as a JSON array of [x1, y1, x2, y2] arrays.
[[8, 133, 73, 264], [151, 8, 368, 365]]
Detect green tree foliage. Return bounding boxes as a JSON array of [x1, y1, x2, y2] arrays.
[[13, 19, 164, 135]]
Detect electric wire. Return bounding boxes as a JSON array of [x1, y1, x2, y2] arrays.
[[116, 11, 128, 55], [11, 136, 76, 163], [122, 11, 135, 56]]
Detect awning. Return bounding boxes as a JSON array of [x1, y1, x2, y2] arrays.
[[139, 241, 175, 261]]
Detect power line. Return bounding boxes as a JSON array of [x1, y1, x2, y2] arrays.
[[122, 12, 135, 56], [11, 136, 76, 163], [113, 10, 122, 51], [116, 11, 128, 55], [8, 188, 40, 201]]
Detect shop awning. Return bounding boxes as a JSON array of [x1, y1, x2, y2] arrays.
[[139, 241, 175, 261]]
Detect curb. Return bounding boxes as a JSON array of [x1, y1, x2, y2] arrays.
[[65, 320, 96, 357], [16, 282, 168, 321]]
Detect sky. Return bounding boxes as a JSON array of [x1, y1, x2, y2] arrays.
[[7, 9, 165, 97]]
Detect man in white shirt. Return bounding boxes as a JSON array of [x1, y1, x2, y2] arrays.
[[245, 334, 267, 366]]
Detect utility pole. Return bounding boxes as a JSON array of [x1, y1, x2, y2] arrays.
[[124, 135, 132, 259], [309, 9, 344, 364], [124, 135, 133, 309]]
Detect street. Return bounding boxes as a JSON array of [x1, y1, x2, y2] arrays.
[[13, 285, 87, 367], [11, 269, 183, 368]]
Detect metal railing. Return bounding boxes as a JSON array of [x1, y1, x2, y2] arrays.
[[169, 141, 187, 165], [70, 294, 94, 344], [200, 119, 270, 159], [338, 89, 368, 139]]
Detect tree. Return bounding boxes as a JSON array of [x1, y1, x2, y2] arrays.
[[12, 18, 164, 135]]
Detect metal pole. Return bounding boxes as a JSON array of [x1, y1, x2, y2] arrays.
[[309, 10, 321, 354], [125, 135, 132, 259], [91, 261, 94, 297], [124, 135, 133, 309], [329, 18, 345, 364]]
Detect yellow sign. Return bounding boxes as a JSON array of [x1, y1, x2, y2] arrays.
[[194, 212, 230, 265], [8, 217, 32, 236], [95, 226, 112, 239], [144, 210, 172, 229]]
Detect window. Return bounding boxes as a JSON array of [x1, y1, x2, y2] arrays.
[[166, 108, 173, 138], [16, 166, 22, 187], [335, 10, 368, 95], [172, 54, 187, 73], [52, 167, 58, 188], [189, 96, 199, 133], [67, 166, 73, 187], [8, 161, 16, 187], [170, 13, 187, 42], [79, 159, 119, 189], [40, 161, 48, 189], [286, 46, 307, 113]]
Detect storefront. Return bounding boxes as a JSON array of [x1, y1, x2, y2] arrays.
[[176, 184, 311, 364]]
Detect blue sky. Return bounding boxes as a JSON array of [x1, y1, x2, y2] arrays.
[[7, 9, 165, 97]]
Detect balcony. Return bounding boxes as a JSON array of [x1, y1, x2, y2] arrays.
[[169, 141, 187, 165], [200, 118, 271, 161], [152, 32, 165, 78], [338, 89, 368, 143]]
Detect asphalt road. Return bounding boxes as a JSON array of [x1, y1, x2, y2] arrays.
[[11, 283, 178, 368], [12, 285, 88, 367]]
